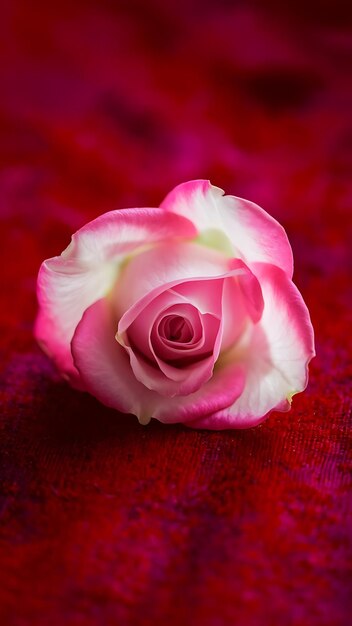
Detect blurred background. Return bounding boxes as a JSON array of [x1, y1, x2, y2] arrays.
[[0, 1, 351, 625], [1, 0, 351, 321]]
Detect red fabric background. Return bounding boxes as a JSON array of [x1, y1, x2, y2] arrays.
[[1, 1, 351, 624]]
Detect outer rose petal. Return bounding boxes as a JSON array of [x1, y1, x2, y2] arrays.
[[35, 208, 196, 385], [187, 264, 315, 430], [71, 298, 151, 416], [71, 298, 246, 425], [160, 180, 293, 278]]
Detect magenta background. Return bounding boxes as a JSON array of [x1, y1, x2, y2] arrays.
[[0, 1, 351, 624]]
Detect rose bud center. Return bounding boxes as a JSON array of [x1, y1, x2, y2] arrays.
[[159, 315, 193, 344]]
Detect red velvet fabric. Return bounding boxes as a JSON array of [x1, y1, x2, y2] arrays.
[[1, 1, 351, 624]]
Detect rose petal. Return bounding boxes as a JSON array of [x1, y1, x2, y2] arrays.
[[160, 180, 293, 278], [151, 309, 214, 361], [115, 242, 250, 330], [230, 258, 265, 324], [156, 311, 203, 352], [172, 278, 224, 315], [35, 208, 195, 382], [220, 277, 249, 351], [60, 207, 196, 265], [71, 298, 151, 417], [187, 263, 315, 429], [154, 359, 246, 424], [116, 246, 262, 398], [220, 264, 264, 351], [123, 339, 220, 397], [114, 241, 232, 317], [118, 291, 195, 362], [35, 260, 116, 388], [121, 297, 222, 396], [150, 312, 221, 387], [71, 297, 245, 425]]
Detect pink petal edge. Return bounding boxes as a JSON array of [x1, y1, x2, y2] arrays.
[[185, 263, 315, 430], [35, 208, 196, 381], [71, 297, 246, 425], [160, 179, 294, 278]]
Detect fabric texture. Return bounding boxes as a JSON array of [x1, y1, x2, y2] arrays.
[[0, 0, 351, 624]]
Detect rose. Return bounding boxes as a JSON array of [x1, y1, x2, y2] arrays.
[[35, 180, 315, 429]]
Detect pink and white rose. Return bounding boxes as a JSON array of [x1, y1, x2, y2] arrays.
[[35, 180, 315, 429]]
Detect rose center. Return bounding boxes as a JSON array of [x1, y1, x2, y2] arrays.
[[160, 315, 193, 344]]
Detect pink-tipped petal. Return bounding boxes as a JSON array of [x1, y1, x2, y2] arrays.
[[187, 264, 315, 430], [35, 208, 195, 378], [160, 180, 293, 277], [153, 360, 246, 424], [124, 340, 220, 398], [71, 298, 153, 420], [61, 207, 196, 265], [35, 258, 116, 387], [71, 297, 245, 426]]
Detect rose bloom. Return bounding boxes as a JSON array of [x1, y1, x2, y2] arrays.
[[35, 180, 315, 429]]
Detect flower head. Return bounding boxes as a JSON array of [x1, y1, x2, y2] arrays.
[[35, 180, 315, 429]]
